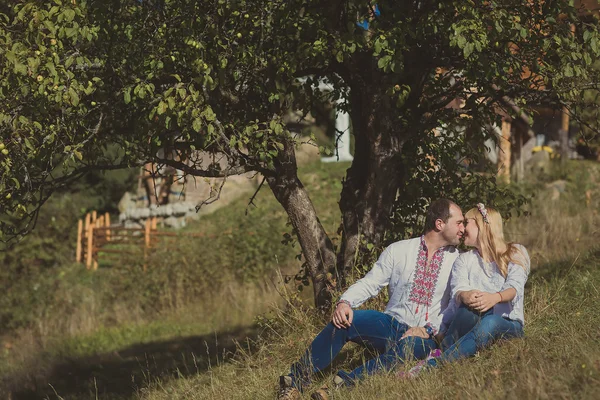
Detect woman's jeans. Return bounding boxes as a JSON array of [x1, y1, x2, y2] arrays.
[[287, 310, 437, 390], [430, 304, 523, 367]]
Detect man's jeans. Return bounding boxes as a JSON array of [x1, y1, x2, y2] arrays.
[[430, 305, 523, 367], [288, 310, 436, 390]]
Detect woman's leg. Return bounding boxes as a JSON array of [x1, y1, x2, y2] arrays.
[[429, 314, 523, 367], [286, 310, 399, 390], [440, 305, 485, 350]]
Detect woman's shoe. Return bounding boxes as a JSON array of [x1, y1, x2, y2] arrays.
[[398, 348, 442, 379]]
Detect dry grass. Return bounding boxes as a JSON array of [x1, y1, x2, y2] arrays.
[[504, 161, 600, 264], [138, 162, 600, 400], [3, 161, 600, 399], [0, 279, 286, 398], [139, 250, 600, 400]]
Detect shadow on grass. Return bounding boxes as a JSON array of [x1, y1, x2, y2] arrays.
[[8, 325, 259, 400], [528, 246, 600, 282]]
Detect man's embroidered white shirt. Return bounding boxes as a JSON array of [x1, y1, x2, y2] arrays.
[[339, 237, 460, 333]]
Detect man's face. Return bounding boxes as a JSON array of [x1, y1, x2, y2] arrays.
[[439, 204, 465, 246]]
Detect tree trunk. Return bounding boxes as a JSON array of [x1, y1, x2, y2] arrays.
[[270, 78, 409, 309], [336, 83, 405, 286], [267, 140, 337, 311]]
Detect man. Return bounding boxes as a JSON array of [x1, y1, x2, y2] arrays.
[[278, 199, 465, 400]]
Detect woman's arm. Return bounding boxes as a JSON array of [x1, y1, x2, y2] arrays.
[[472, 287, 516, 312], [501, 245, 530, 302], [451, 255, 479, 306]]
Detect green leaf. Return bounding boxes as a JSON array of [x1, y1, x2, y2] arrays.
[[157, 101, 167, 115], [564, 65, 573, 77], [464, 43, 474, 58], [192, 118, 202, 132], [583, 30, 591, 42], [520, 28, 527, 39], [377, 56, 390, 70], [204, 106, 216, 122], [167, 97, 176, 109], [124, 88, 131, 104], [68, 87, 79, 106], [64, 9, 76, 22]]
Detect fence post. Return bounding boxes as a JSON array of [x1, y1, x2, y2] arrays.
[[76, 219, 83, 263], [93, 217, 101, 270], [86, 223, 94, 270], [143, 218, 151, 272], [105, 212, 111, 241]]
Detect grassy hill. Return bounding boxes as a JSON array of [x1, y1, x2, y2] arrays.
[[2, 160, 600, 399]]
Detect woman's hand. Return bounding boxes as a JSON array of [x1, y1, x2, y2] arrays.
[[472, 292, 501, 312], [459, 290, 482, 307], [332, 302, 353, 329]]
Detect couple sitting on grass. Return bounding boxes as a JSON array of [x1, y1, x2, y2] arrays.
[[277, 199, 530, 400]]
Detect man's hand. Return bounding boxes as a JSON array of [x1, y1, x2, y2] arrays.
[[332, 302, 353, 329], [401, 326, 429, 340], [459, 290, 482, 307], [472, 292, 501, 312]]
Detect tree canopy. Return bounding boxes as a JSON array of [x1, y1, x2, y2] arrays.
[[2, 0, 600, 308]]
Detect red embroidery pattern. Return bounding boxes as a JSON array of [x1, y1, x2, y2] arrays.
[[408, 236, 445, 321]]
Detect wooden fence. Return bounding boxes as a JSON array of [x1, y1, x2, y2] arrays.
[[75, 212, 248, 271], [76, 212, 159, 271], [76, 211, 326, 271]]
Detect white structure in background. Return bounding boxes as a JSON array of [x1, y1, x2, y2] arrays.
[[298, 77, 353, 163]]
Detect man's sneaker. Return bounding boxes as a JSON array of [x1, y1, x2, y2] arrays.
[[310, 375, 345, 400], [397, 348, 442, 379], [277, 375, 301, 400]]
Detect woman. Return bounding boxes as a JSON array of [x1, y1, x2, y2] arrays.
[[406, 203, 530, 376]]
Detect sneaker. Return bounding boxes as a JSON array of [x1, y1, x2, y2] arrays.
[[310, 375, 345, 400], [398, 348, 442, 379], [277, 376, 301, 400]]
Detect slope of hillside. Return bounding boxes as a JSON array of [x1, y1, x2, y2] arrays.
[[2, 160, 600, 399]]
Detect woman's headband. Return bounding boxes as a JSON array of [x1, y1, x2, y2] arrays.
[[476, 203, 490, 224]]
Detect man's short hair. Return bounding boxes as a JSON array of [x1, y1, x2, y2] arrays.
[[424, 198, 457, 233]]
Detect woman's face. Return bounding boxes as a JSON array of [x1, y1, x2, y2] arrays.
[[463, 218, 479, 247]]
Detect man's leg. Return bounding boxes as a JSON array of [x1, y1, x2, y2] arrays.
[[285, 310, 395, 391], [336, 324, 435, 385], [440, 305, 486, 350], [430, 314, 523, 367]]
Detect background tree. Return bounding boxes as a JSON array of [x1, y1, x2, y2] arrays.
[[1, 0, 599, 309]]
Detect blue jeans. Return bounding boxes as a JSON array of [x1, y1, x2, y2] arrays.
[[288, 310, 437, 390], [430, 305, 523, 367]]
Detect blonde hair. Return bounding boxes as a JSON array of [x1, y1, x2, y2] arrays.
[[465, 206, 525, 277]]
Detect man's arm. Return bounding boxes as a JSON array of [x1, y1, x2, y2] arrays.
[[338, 246, 394, 307], [332, 246, 395, 328]]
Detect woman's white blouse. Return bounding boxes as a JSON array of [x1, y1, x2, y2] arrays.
[[441, 245, 530, 331]]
